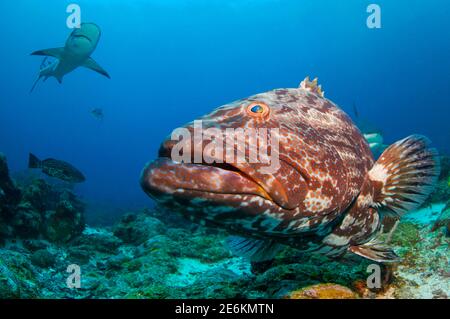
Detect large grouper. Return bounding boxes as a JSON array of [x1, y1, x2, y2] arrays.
[[140, 77, 440, 263]]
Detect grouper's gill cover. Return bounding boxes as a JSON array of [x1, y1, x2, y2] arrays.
[[141, 77, 439, 263]]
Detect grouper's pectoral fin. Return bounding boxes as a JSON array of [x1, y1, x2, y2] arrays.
[[31, 47, 64, 59], [226, 236, 284, 262], [82, 57, 111, 79], [345, 135, 440, 263]]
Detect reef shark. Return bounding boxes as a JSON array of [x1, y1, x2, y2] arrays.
[[30, 23, 110, 92]]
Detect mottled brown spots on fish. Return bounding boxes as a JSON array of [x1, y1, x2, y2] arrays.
[[142, 80, 380, 257]]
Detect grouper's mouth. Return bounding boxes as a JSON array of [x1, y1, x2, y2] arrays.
[[140, 158, 275, 205], [140, 140, 291, 208]]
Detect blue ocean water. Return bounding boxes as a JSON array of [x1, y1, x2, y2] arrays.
[[0, 0, 449, 215]]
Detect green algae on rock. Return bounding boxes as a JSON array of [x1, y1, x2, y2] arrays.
[[0, 249, 40, 298]]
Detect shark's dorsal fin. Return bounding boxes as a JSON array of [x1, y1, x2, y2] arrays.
[[82, 57, 111, 79], [31, 47, 65, 60], [299, 76, 325, 97]]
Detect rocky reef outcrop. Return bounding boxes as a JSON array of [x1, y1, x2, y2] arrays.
[[0, 154, 22, 239]]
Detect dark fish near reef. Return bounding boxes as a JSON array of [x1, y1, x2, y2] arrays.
[[91, 108, 104, 120], [141, 77, 440, 263], [28, 153, 85, 183]]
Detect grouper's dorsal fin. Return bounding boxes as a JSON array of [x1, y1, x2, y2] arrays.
[[31, 47, 64, 60], [299, 76, 325, 97]]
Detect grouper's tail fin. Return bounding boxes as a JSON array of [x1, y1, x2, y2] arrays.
[[368, 135, 440, 216], [29, 153, 41, 169]]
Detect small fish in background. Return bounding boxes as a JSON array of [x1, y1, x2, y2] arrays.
[[30, 22, 110, 93], [352, 102, 388, 158], [28, 153, 85, 183], [91, 108, 104, 120]]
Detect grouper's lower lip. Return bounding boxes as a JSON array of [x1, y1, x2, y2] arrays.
[[140, 157, 273, 202]]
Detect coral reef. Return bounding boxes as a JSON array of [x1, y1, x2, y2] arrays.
[[113, 213, 166, 245], [0, 155, 85, 244], [0, 154, 448, 299], [0, 249, 40, 298]]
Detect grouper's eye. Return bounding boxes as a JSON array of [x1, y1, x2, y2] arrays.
[[251, 105, 263, 113], [246, 102, 270, 119]]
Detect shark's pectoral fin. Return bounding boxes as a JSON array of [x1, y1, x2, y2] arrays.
[[31, 47, 64, 59], [82, 58, 111, 79]]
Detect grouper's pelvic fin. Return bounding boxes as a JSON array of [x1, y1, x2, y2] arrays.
[[349, 236, 401, 263], [299, 76, 325, 97], [348, 135, 440, 263], [226, 236, 284, 262]]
